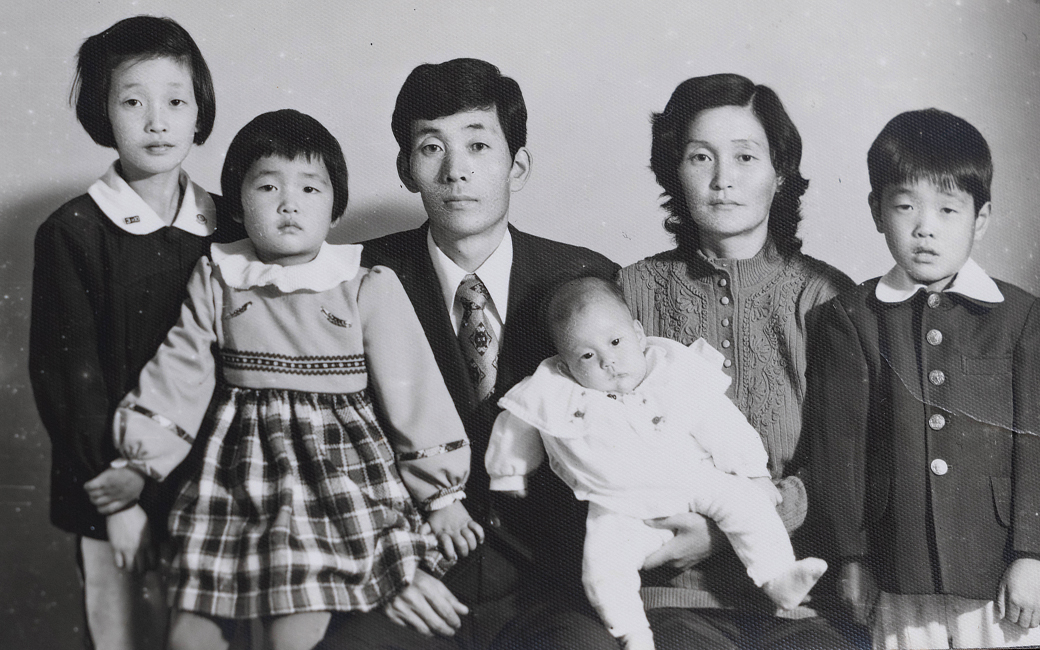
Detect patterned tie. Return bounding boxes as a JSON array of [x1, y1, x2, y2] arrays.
[[457, 274, 499, 401]]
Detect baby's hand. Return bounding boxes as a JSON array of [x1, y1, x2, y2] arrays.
[[106, 504, 153, 573], [427, 501, 484, 561], [84, 466, 146, 515], [998, 558, 1040, 629], [750, 476, 782, 505]]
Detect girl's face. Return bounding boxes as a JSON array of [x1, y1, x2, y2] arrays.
[[678, 105, 779, 257], [107, 56, 198, 181], [239, 155, 335, 266]]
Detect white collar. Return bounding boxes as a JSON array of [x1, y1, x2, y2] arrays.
[[212, 239, 362, 293], [875, 257, 1004, 304], [87, 163, 216, 237], [427, 226, 513, 327]]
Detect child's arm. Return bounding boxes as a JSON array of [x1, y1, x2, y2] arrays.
[[106, 504, 153, 573], [83, 464, 146, 514], [28, 218, 117, 510], [426, 501, 485, 561], [357, 267, 476, 548], [1002, 300, 1040, 628], [805, 298, 874, 559], [112, 257, 220, 480], [485, 410, 547, 499]]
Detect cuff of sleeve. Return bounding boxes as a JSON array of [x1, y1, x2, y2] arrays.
[[423, 485, 465, 512], [489, 474, 528, 492]]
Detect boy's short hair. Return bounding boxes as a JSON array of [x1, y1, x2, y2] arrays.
[[650, 73, 808, 256], [72, 15, 216, 148], [220, 109, 349, 222], [546, 276, 629, 350], [867, 108, 992, 213], [391, 58, 527, 160]]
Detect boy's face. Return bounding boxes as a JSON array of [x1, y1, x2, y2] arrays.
[[399, 107, 530, 245], [107, 56, 198, 181], [556, 298, 648, 394], [238, 154, 335, 266], [870, 179, 990, 291]]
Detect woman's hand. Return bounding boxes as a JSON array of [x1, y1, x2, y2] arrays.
[[641, 511, 720, 571], [84, 466, 145, 515], [383, 569, 468, 637], [427, 501, 485, 561], [998, 558, 1040, 629], [839, 559, 878, 626], [106, 504, 153, 572]]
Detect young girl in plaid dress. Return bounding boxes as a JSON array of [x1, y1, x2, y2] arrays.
[[109, 109, 482, 650]]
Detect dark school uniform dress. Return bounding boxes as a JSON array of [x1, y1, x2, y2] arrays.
[[809, 258, 1040, 600], [29, 163, 226, 540]]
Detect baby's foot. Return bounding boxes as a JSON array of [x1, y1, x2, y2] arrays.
[[762, 557, 828, 610]]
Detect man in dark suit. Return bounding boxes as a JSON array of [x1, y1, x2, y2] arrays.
[[318, 59, 619, 650]]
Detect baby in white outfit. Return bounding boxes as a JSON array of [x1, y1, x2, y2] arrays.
[[485, 277, 826, 650]]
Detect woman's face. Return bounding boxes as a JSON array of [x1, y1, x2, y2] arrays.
[[678, 105, 779, 257]]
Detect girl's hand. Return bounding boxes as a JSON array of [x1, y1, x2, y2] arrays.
[[427, 501, 485, 561], [84, 466, 146, 515], [106, 504, 153, 572], [839, 559, 879, 626], [998, 558, 1040, 629]]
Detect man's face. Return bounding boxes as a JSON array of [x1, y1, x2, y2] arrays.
[[402, 107, 526, 245]]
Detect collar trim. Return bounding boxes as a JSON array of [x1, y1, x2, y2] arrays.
[[87, 163, 216, 237], [212, 240, 362, 292], [875, 257, 1003, 304]]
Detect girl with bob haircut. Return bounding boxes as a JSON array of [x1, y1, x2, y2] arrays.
[[109, 109, 479, 650], [29, 15, 229, 650], [618, 73, 856, 649]]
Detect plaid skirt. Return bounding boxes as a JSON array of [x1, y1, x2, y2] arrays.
[[167, 384, 442, 618]]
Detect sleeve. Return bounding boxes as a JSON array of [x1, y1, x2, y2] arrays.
[[805, 297, 872, 558], [673, 340, 770, 478], [485, 411, 547, 492], [112, 257, 220, 481], [28, 217, 112, 482], [1012, 298, 1040, 555], [357, 266, 471, 512]]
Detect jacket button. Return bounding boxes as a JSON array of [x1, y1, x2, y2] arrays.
[[928, 414, 946, 430], [929, 370, 946, 386], [926, 329, 943, 346], [930, 458, 949, 475], [927, 293, 942, 308]]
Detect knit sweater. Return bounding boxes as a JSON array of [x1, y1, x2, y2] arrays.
[[618, 241, 852, 613]]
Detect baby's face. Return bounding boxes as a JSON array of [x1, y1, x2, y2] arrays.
[[557, 299, 648, 394]]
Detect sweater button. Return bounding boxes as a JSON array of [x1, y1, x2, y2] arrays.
[[930, 458, 949, 475], [721, 318, 730, 327], [718, 278, 728, 287], [720, 296, 730, 305], [722, 340, 731, 349], [926, 329, 943, 346], [929, 370, 946, 386], [928, 414, 946, 430], [723, 359, 732, 368]]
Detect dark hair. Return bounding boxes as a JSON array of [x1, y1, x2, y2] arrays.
[[220, 109, 349, 223], [867, 108, 992, 213], [650, 73, 807, 256], [546, 276, 630, 351], [71, 16, 215, 148], [391, 58, 527, 160]]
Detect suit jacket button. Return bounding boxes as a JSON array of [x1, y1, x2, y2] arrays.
[[930, 458, 949, 475], [928, 414, 946, 430]]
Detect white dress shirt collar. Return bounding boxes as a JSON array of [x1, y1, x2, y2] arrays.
[[87, 162, 216, 237], [875, 257, 1004, 304], [427, 226, 513, 335]]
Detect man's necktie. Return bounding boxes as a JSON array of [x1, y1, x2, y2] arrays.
[[457, 274, 499, 401]]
